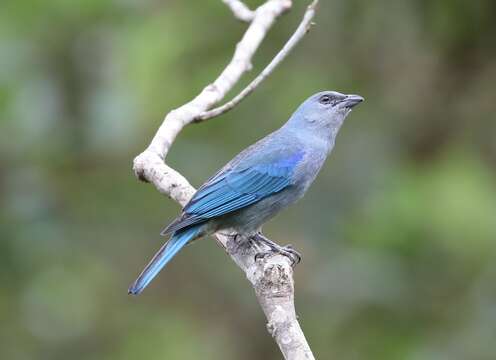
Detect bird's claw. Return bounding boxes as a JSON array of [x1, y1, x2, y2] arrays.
[[254, 251, 268, 261], [283, 245, 302, 266], [254, 245, 301, 266]]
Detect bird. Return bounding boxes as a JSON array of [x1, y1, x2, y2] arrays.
[[128, 90, 363, 295]]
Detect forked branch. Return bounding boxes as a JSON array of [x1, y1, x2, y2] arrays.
[[132, 1, 319, 359]]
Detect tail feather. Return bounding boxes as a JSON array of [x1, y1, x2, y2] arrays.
[[128, 226, 201, 295]]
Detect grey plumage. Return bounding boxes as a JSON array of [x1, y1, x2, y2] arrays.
[[129, 90, 363, 294]]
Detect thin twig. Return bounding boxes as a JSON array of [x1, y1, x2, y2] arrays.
[[140, 0, 292, 160], [197, 0, 319, 122], [223, 0, 255, 22]]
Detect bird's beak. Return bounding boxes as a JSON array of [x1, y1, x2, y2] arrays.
[[341, 94, 364, 109]]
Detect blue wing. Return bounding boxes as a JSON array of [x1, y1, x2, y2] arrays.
[[162, 150, 304, 235]]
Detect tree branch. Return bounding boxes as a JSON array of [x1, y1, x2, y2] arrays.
[[222, 0, 255, 22], [197, 0, 319, 122], [132, 1, 319, 359]]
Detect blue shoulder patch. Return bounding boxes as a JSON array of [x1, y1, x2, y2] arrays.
[[163, 150, 305, 234]]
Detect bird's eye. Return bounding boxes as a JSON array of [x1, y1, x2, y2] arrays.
[[319, 95, 332, 105]]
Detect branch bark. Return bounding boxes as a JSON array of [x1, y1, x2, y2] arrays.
[[197, 1, 318, 122], [222, 0, 255, 22], [133, 1, 319, 359]]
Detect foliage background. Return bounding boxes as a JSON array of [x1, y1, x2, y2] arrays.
[[1, 0, 496, 359]]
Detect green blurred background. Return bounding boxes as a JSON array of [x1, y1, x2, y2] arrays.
[[1, 0, 496, 359]]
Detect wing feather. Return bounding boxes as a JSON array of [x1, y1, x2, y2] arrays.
[[161, 150, 304, 235]]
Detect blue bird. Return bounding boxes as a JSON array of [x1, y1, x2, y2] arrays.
[[129, 91, 363, 295]]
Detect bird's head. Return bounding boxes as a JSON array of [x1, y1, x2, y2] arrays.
[[287, 90, 363, 138]]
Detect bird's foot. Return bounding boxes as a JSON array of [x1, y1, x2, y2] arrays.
[[283, 244, 302, 265], [254, 246, 301, 266], [247, 237, 265, 253], [251, 233, 302, 266], [222, 232, 249, 254]]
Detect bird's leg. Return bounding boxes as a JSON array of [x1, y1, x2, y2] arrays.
[[247, 236, 265, 253], [221, 232, 262, 255], [251, 232, 301, 266]]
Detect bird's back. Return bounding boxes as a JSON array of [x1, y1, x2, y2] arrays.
[[167, 127, 328, 235]]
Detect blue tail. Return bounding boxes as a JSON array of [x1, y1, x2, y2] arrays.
[[128, 226, 201, 295]]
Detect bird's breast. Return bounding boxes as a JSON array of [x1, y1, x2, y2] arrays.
[[292, 146, 328, 190]]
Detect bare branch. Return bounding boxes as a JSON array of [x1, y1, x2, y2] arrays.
[[197, 0, 319, 122], [141, 0, 292, 159], [132, 1, 319, 359], [223, 0, 255, 22]]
